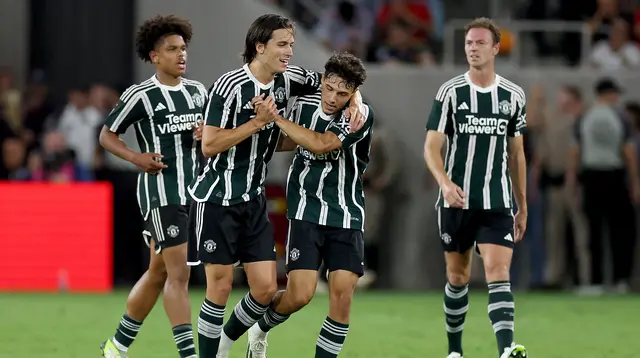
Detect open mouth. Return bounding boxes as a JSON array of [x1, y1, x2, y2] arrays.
[[280, 59, 289, 66], [178, 59, 186, 69]]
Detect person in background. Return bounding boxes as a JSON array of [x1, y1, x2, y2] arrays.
[[566, 78, 638, 295], [313, 0, 374, 59], [30, 130, 93, 182]]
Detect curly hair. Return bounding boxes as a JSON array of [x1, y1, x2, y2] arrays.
[[135, 15, 193, 63], [324, 52, 367, 90]]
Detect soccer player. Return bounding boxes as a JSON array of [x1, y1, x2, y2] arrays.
[[99, 15, 207, 358], [187, 14, 365, 358], [424, 18, 528, 358], [244, 52, 372, 358]]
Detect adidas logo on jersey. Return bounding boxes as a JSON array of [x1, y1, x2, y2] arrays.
[[458, 115, 509, 135], [457, 102, 469, 110], [157, 112, 203, 135], [242, 101, 254, 110], [504, 233, 514, 242], [155, 102, 167, 111]]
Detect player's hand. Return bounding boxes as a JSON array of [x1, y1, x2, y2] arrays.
[[192, 120, 204, 141], [345, 103, 365, 133], [513, 210, 527, 243], [253, 95, 278, 127], [441, 180, 465, 208], [132, 152, 167, 174]]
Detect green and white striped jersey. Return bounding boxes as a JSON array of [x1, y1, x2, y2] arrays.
[[286, 92, 375, 231], [188, 64, 321, 206], [104, 75, 207, 219], [426, 72, 527, 210]]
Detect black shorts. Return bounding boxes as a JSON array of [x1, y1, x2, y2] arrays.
[[437, 207, 514, 254], [142, 204, 189, 254], [187, 194, 276, 266], [286, 219, 365, 277]]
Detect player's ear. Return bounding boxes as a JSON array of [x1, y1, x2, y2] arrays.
[[149, 51, 158, 64], [256, 42, 265, 55], [493, 42, 500, 56], [321, 73, 325, 86]]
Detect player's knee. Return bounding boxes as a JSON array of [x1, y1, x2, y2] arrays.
[[289, 284, 315, 309], [205, 266, 234, 299], [484, 262, 510, 282], [446, 271, 470, 286], [165, 264, 190, 287], [250, 279, 278, 304], [148, 262, 168, 284]]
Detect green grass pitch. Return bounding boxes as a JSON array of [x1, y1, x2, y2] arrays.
[[1, 290, 638, 357]]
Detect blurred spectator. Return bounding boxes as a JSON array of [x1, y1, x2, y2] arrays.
[[57, 86, 103, 168], [567, 78, 638, 294], [376, 0, 433, 43], [313, 0, 374, 58], [28, 131, 93, 182], [0, 67, 22, 133], [21, 81, 54, 151], [588, 0, 633, 43], [374, 19, 434, 65], [2, 138, 28, 180], [589, 19, 640, 70], [533, 85, 589, 289], [625, 101, 640, 155], [361, 123, 402, 288]]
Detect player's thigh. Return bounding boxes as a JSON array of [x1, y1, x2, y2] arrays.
[[324, 227, 365, 277], [285, 269, 318, 307], [143, 204, 188, 253], [285, 219, 324, 273], [190, 201, 242, 266], [238, 194, 277, 264], [147, 240, 167, 279], [476, 209, 515, 272], [438, 207, 477, 254]]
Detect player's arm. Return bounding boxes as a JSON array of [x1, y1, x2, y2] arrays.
[[287, 65, 365, 132], [100, 93, 167, 173], [276, 135, 297, 152], [507, 97, 528, 212], [201, 91, 271, 158], [275, 105, 373, 154]]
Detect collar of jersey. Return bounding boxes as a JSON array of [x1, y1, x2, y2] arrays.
[[152, 75, 184, 91], [464, 71, 501, 93], [243, 64, 274, 90]]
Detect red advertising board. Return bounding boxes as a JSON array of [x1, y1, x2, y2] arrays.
[[0, 183, 113, 292]]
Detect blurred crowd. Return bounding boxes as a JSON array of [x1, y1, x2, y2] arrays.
[[269, 0, 444, 66], [0, 68, 134, 182]]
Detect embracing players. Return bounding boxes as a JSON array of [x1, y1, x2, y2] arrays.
[[245, 52, 372, 358], [99, 15, 206, 358], [187, 14, 365, 358], [424, 18, 528, 358]]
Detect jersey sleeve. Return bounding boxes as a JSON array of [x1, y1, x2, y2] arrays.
[[285, 65, 322, 97], [507, 93, 527, 137], [426, 87, 454, 133], [203, 78, 235, 128], [103, 89, 147, 134], [288, 102, 303, 124], [327, 104, 374, 148]]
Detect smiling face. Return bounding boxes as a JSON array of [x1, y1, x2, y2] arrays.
[[150, 34, 187, 77], [256, 28, 294, 74], [464, 27, 499, 69]]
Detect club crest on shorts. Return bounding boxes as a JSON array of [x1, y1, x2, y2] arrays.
[[290, 248, 300, 261], [204, 240, 216, 253], [441, 233, 452, 244], [167, 225, 180, 238]]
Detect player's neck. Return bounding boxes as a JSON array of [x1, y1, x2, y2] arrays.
[[155, 71, 181, 87], [468, 66, 496, 88], [248, 61, 275, 85]]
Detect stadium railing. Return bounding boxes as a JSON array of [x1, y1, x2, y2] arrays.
[[442, 19, 592, 68]]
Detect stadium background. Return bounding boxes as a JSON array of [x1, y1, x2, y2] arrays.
[[1, 0, 639, 356]]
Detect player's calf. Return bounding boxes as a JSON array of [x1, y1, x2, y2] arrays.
[[163, 244, 196, 358], [198, 264, 234, 358], [444, 250, 472, 357], [218, 261, 276, 357], [314, 270, 358, 358], [477, 243, 517, 357]]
